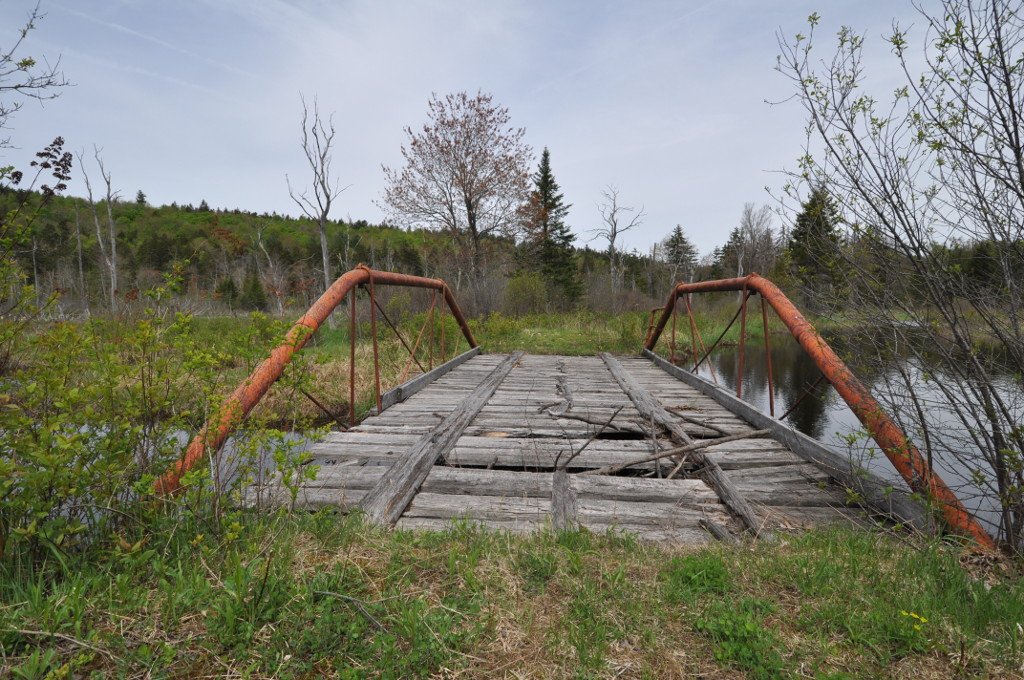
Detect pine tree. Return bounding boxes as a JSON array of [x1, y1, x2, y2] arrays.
[[788, 187, 843, 293], [663, 224, 698, 282], [216, 276, 239, 309], [520, 148, 580, 306], [239, 268, 267, 310]]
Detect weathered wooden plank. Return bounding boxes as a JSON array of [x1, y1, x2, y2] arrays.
[[367, 348, 482, 415], [578, 429, 771, 477], [738, 486, 851, 507], [726, 463, 831, 485], [576, 499, 726, 528], [642, 349, 931, 531], [705, 449, 804, 470], [601, 353, 770, 539], [358, 351, 524, 525], [765, 504, 874, 528], [572, 475, 721, 506], [403, 492, 549, 521], [395, 516, 542, 534], [551, 468, 578, 530], [699, 518, 738, 543]]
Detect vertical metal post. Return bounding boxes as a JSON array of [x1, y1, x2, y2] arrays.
[[686, 297, 697, 368], [440, 295, 446, 361], [349, 286, 356, 427], [737, 289, 748, 399], [368, 275, 382, 414], [428, 290, 436, 370], [686, 297, 718, 385], [761, 294, 775, 417], [670, 300, 678, 364]]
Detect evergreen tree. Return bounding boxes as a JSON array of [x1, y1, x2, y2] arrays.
[[788, 187, 843, 292], [135, 190, 147, 205], [520, 148, 580, 305], [662, 224, 698, 282], [216, 276, 239, 309], [239, 268, 267, 310]]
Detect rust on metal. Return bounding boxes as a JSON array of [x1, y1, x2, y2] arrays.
[[685, 297, 718, 385], [156, 266, 477, 495], [349, 287, 357, 427], [365, 267, 383, 414], [760, 295, 775, 417], [737, 286, 748, 400], [645, 273, 997, 550]]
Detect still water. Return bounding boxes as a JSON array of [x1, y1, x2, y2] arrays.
[[688, 335, 1018, 534]]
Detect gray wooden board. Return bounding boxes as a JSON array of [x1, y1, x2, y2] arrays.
[[576, 499, 730, 528], [359, 351, 525, 525], [368, 347, 482, 414]]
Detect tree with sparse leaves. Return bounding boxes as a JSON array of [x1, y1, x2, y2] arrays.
[[779, 1, 1024, 551], [0, 2, 69, 149], [381, 91, 532, 277]]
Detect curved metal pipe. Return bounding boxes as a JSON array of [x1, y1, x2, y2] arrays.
[[156, 267, 476, 494], [646, 273, 996, 550]]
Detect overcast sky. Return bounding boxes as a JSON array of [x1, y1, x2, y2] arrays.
[[0, 0, 923, 256]]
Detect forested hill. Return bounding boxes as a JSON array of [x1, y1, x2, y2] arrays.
[[4, 188, 666, 315]]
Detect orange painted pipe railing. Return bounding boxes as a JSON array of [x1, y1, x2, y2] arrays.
[[156, 267, 476, 494], [646, 273, 996, 550]]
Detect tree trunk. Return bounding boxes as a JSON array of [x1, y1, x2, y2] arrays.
[[73, 205, 88, 316], [105, 199, 118, 311], [319, 218, 335, 328]]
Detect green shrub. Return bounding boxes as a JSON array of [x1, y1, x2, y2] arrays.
[[503, 272, 548, 316]]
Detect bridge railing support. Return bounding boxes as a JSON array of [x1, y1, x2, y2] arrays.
[[645, 273, 996, 550], [156, 266, 476, 494]]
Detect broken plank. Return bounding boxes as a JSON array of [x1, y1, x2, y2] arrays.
[[358, 351, 524, 525], [600, 352, 771, 539]]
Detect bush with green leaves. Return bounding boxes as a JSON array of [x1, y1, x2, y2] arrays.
[[0, 256, 320, 562]]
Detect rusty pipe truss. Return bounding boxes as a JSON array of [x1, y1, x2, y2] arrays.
[[645, 274, 996, 550], [156, 266, 476, 494]]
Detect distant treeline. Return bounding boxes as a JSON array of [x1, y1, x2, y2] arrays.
[[3, 185, 1014, 318], [1, 187, 691, 316]]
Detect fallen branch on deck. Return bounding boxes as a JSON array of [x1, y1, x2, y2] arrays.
[[578, 429, 771, 476], [553, 406, 625, 471]]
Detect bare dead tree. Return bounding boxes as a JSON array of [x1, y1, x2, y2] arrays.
[[0, 2, 69, 148], [78, 148, 119, 311], [72, 202, 87, 315], [254, 222, 286, 315], [286, 95, 347, 326], [592, 185, 645, 294], [777, 2, 1024, 551], [380, 91, 532, 279], [736, 203, 776, 277]]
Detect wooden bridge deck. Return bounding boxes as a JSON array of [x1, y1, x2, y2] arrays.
[[254, 352, 892, 544]]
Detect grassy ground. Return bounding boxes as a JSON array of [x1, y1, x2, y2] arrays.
[[2, 513, 1021, 678]]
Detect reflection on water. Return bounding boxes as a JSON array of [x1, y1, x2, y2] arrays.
[[687, 335, 1016, 534]]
